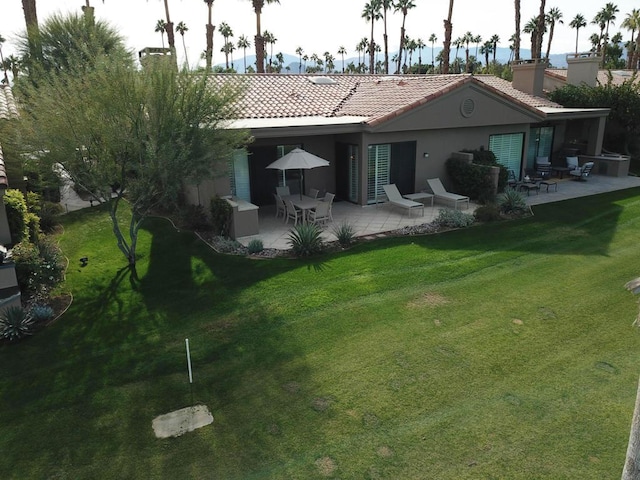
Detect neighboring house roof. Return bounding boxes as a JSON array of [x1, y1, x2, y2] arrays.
[[0, 85, 17, 189], [210, 73, 568, 131], [545, 68, 640, 87]]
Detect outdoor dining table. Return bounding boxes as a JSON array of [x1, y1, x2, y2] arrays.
[[283, 194, 319, 222]]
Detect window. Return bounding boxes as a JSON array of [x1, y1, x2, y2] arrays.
[[229, 150, 250, 201], [489, 133, 525, 177], [367, 144, 390, 204]]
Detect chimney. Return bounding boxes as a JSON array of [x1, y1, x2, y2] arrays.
[[511, 59, 547, 97], [566, 52, 601, 87]]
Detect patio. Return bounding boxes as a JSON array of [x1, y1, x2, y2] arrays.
[[237, 174, 640, 251]]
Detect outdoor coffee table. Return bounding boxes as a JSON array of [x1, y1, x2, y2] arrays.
[[551, 166, 572, 179], [518, 182, 540, 196], [403, 192, 434, 207]]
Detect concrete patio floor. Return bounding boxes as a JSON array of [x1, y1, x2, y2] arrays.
[[236, 174, 640, 251]]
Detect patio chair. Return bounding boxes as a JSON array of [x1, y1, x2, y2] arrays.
[[426, 178, 470, 210], [308, 200, 331, 225], [507, 169, 518, 188], [536, 164, 558, 192], [321, 192, 335, 221], [569, 161, 594, 181], [382, 184, 424, 217], [276, 185, 290, 197], [285, 199, 303, 225], [273, 194, 287, 220], [308, 188, 320, 199], [566, 156, 579, 170]]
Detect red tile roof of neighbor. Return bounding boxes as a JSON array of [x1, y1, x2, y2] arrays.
[[207, 73, 562, 124], [546, 68, 640, 86]]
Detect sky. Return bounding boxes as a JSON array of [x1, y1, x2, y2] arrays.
[[1, 0, 639, 70]]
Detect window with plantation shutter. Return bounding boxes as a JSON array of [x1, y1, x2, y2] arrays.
[[489, 133, 524, 178], [229, 150, 251, 202], [348, 145, 359, 203], [526, 126, 555, 168], [367, 144, 390, 204]]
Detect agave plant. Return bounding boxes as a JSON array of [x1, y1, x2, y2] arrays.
[[497, 187, 527, 214], [0, 306, 35, 342], [332, 221, 356, 247], [287, 223, 324, 257]]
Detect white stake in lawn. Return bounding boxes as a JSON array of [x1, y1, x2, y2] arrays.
[[185, 338, 193, 384]]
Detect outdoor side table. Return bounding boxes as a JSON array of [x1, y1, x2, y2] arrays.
[[551, 166, 572, 179], [403, 192, 434, 207], [518, 182, 540, 196]]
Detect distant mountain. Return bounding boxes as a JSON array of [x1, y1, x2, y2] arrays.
[[216, 48, 572, 73]]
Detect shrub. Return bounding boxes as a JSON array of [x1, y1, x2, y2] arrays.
[[497, 188, 528, 215], [446, 157, 496, 204], [210, 196, 232, 237], [247, 239, 264, 254], [332, 221, 356, 247], [0, 306, 35, 341], [180, 204, 211, 230], [4, 189, 28, 244], [30, 304, 54, 323], [214, 237, 243, 254], [12, 238, 65, 296], [434, 208, 475, 228], [474, 204, 503, 223], [25, 212, 41, 243], [39, 202, 64, 233], [288, 223, 324, 257]]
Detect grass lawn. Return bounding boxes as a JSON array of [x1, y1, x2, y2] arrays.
[[2, 188, 640, 479]]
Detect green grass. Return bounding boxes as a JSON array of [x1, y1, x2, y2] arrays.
[[2, 189, 640, 479]]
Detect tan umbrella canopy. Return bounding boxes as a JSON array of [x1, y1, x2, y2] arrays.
[[266, 148, 330, 198]]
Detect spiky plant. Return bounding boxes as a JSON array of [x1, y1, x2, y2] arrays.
[[288, 223, 324, 257], [0, 306, 35, 341]]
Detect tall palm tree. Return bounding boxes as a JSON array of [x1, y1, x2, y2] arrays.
[[523, 16, 541, 58], [545, 7, 563, 60], [599, 2, 620, 65], [263, 30, 276, 72], [569, 13, 587, 55], [416, 38, 425, 70], [453, 36, 463, 72], [155, 19, 167, 48], [514, 0, 521, 61], [362, 0, 382, 75], [5, 55, 21, 84], [21, 0, 41, 63], [533, 0, 546, 59], [622, 9, 640, 69], [219, 22, 233, 69], [394, 0, 416, 74], [463, 31, 473, 72], [204, 0, 215, 71], [176, 21, 189, 66], [238, 35, 251, 73], [480, 40, 492, 69], [490, 34, 500, 62], [428, 33, 437, 68], [473, 34, 482, 58], [338, 45, 347, 73], [295, 46, 304, 73], [248, 0, 280, 74], [381, 0, 393, 73], [442, 0, 454, 73], [161, 0, 175, 52]]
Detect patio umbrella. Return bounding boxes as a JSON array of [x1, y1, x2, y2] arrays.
[[266, 148, 330, 199]]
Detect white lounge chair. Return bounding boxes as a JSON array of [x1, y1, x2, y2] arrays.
[[382, 184, 424, 217], [426, 178, 470, 210]]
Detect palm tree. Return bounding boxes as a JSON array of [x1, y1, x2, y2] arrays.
[[263, 30, 276, 72], [453, 36, 463, 72], [176, 21, 189, 66], [338, 46, 347, 73], [219, 22, 233, 69], [394, 0, 416, 74], [490, 34, 500, 62], [21, 0, 41, 63], [621, 9, 640, 68], [221, 42, 235, 70], [598, 2, 620, 65], [204, 0, 215, 71], [238, 35, 251, 73], [416, 38, 425, 70], [463, 31, 473, 72], [302, 54, 308, 72], [442, 0, 454, 73], [533, 0, 546, 59], [381, 0, 393, 73], [569, 13, 587, 55], [362, 0, 382, 75], [0, 34, 8, 85], [523, 16, 541, 57], [473, 34, 482, 58], [5, 55, 21, 83], [248, 0, 280, 74], [295, 46, 304, 73], [357, 37, 369, 72], [155, 19, 167, 48], [545, 7, 563, 60], [405, 37, 417, 71], [514, 0, 521, 61], [480, 40, 493, 69], [428, 33, 437, 68], [324, 52, 335, 73]]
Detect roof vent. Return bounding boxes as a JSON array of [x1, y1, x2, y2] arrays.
[[460, 98, 475, 117], [308, 76, 336, 85]]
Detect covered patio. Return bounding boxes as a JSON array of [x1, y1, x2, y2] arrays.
[[236, 174, 640, 250]]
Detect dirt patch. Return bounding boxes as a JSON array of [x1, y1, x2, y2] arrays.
[[407, 292, 449, 309], [512, 318, 523, 325], [152, 404, 213, 439], [315, 456, 337, 476], [377, 446, 394, 458], [311, 396, 333, 412], [282, 381, 301, 394]]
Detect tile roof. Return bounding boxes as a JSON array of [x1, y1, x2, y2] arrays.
[[0, 85, 16, 189], [545, 68, 640, 86], [208, 73, 562, 126]]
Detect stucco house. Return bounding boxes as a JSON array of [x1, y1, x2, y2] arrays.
[[189, 59, 612, 210], [0, 85, 23, 310]]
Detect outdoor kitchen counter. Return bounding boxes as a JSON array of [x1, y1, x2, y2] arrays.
[[224, 197, 259, 239], [579, 154, 630, 177]]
